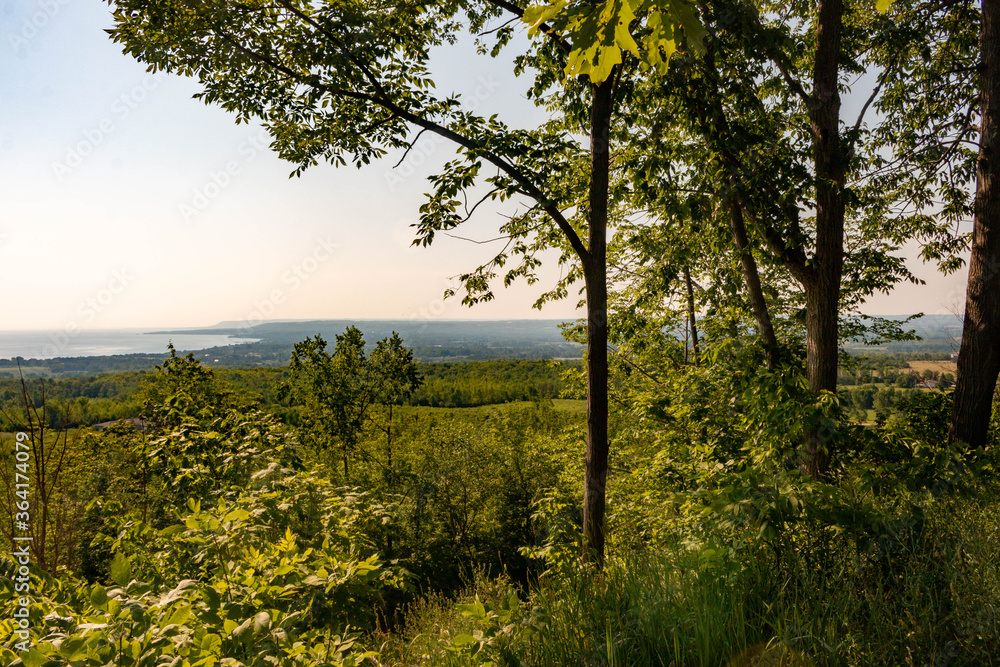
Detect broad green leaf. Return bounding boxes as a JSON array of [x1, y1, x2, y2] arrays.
[[110, 552, 132, 586], [163, 605, 192, 629], [158, 579, 198, 607], [223, 509, 250, 523], [232, 617, 253, 637], [20, 647, 48, 667], [158, 524, 185, 537], [201, 633, 222, 653], [90, 585, 109, 609]]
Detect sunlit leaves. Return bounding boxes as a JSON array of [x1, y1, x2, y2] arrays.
[[522, 0, 705, 82]]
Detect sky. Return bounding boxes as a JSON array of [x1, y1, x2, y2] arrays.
[[0, 0, 972, 332]]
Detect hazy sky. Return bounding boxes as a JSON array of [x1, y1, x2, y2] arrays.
[[1, 1, 970, 331]]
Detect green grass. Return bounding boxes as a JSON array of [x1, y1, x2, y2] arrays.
[[0, 366, 53, 378], [397, 399, 585, 418], [551, 398, 587, 413], [382, 484, 1000, 667]]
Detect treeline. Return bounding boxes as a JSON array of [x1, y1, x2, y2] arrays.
[[0, 359, 574, 429], [408, 360, 569, 407]]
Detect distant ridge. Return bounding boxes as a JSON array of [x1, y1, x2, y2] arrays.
[[144, 319, 583, 364], [153, 317, 575, 332]]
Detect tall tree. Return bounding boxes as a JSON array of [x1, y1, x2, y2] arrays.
[[864, 0, 991, 446], [639, 0, 928, 475], [951, 0, 1000, 449], [369, 332, 423, 478]]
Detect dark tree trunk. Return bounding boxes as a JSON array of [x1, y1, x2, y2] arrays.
[[684, 266, 701, 367], [582, 76, 614, 566], [730, 201, 780, 369], [387, 402, 393, 475], [802, 0, 846, 477], [950, 0, 1000, 449]]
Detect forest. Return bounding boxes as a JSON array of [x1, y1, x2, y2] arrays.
[[3, 0, 1000, 664]]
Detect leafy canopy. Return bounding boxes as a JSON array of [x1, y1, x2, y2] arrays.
[[522, 0, 706, 83]]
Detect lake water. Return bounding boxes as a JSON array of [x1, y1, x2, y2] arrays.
[[0, 329, 260, 360]]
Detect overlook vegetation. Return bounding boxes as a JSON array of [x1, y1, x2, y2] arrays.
[[1, 332, 998, 665], [4, 0, 1000, 663]]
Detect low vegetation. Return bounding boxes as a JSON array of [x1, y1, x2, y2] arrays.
[[2, 335, 997, 665]]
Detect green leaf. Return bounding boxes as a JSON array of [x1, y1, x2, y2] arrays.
[[875, 0, 893, 12], [253, 611, 271, 632], [223, 508, 250, 523], [164, 605, 192, 629], [232, 617, 253, 637], [456, 599, 487, 620], [522, 0, 704, 83], [20, 647, 48, 667], [110, 552, 132, 587], [158, 579, 198, 607], [90, 585, 109, 609], [201, 633, 222, 653], [158, 524, 185, 537]]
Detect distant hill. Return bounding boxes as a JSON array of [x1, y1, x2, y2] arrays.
[[150, 319, 583, 362], [846, 313, 963, 354], [0, 314, 966, 379]]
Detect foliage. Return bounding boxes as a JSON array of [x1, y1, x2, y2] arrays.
[[0, 479, 396, 666], [281, 329, 421, 479], [522, 0, 705, 82]]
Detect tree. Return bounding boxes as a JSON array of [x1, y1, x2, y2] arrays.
[[283, 328, 420, 479], [617, 0, 945, 475], [862, 0, 997, 448], [106, 0, 661, 563], [0, 372, 77, 573], [950, 0, 1000, 449], [140, 342, 223, 427], [368, 332, 423, 479]]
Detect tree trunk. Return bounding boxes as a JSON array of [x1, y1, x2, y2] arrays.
[[950, 0, 1000, 449], [730, 201, 780, 369], [684, 266, 701, 367], [802, 0, 846, 477], [802, 277, 840, 475], [385, 403, 392, 482], [582, 75, 614, 566]]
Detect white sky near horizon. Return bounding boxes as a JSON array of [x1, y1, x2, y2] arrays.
[[0, 0, 972, 332]]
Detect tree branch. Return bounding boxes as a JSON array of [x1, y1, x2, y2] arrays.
[[480, 0, 572, 54], [270, 0, 589, 261]]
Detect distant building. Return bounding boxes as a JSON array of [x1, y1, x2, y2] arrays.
[[918, 379, 940, 390]]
